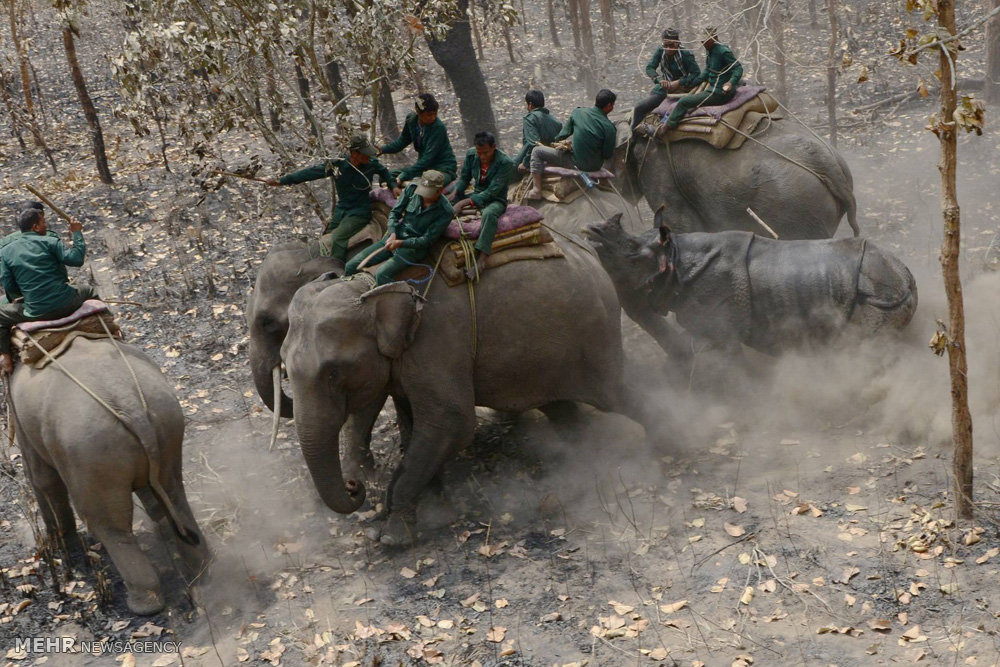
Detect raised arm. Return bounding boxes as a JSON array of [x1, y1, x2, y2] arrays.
[[380, 118, 413, 155], [644, 47, 663, 81], [279, 159, 340, 185], [54, 230, 86, 267]]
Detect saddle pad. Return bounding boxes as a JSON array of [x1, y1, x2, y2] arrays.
[[16, 299, 108, 333], [653, 85, 767, 119], [649, 93, 782, 149], [541, 166, 616, 180], [13, 312, 122, 367], [444, 206, 543, 240]]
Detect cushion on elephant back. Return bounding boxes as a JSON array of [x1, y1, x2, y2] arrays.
[[12, 303, 122, 368], [644, 90, 783, 150], [443, 205, 543, 241], [508, 173, 614, 206]]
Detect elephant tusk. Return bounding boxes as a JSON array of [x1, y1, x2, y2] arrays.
[[268, 364, 282, 452]]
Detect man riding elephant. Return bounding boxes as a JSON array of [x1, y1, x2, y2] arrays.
[[379, 93, 458, 183], [513, 90, 562, 175], [664, 26, 744, 131], [631, 28, 701, 129], [526, 89, 618, 200], [345, 170, 454, 285], [265, 135, 396, 261], [0, 207, 97, 374], [449, 131, 516, 278]]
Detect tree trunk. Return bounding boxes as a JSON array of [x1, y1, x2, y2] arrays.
[[324, 59, 346, 101], [986, 0, 1000, 105], [294, 57, 317, 137], [426, 0, 498, 144], [771, 0, 789, 104], [378, 78, 399, 139], [9, 0, 40, 147], [809, 0, 819, 29], [0, 64, 27, 149], [265, 55, 280, 132], [935, 0, 974, 521], [826, 0, 838, 147], [502, 23, 517, 64], [546, 0, 561, 47], [744, 0, 762, 82], [568, 0, 582, 50], [599, 0, 615, 55], [62, 27, 113, 184], [576, 0, 597, 96], [469, 0, 485, 60], [684, 0, 693, 39]]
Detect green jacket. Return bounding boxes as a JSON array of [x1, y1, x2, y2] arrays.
[[692, 42, 743, 95], [0, 231, 86, 317], [380, 112, 458, 182], [0, 230, 59, 250], [645, 46, 701, 95], [387, 184, 455, 252], [280, 155, 395, 221], [453, 148, 515, 209], [513, 107, 563, 168], [555, 106, 617, 172]]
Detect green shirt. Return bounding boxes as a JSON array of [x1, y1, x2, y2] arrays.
[[645, 46, 701, 95], [0, 231, 86, 317], [453, 148, 515, 209], [386, 184, 455, 252], [555, 106, 617, 173], [279, 155, 395, 221], [0, 230, 59, 250], [692, 42, 743, 95], [513, 107, 563, 168], [380, 112, 458, 182]]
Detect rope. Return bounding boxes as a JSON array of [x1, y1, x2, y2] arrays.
[[569, 178, 609, 222], [98, 317, 148, 414], [717, 118, 827, 183], [393, 253, 436, 285], [540, 222, 598, 259], [456, 230, 479, 359]]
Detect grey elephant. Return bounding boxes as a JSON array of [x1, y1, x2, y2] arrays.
[[585, 214, 916, 358], [617, 121, 860, 239], [10, 337, 209, 615], [281, 236, 655, 546]]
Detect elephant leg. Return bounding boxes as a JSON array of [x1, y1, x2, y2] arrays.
[[369, 407, 475, 547], [342, 394, 387, 484], [539, 401, 584, 442], [72, 480, 164, 616], [393, 395, 414, 453], [20, 446, 79, 552]]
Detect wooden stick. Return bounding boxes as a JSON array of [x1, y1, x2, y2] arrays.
[[22, 184, 72, 222], [746, 206, 779, 239], [211, 170, 267, 183]]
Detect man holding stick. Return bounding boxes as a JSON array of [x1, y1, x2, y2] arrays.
[[0, 206, 95, 374]]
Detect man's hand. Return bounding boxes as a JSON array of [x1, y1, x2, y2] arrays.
[[0, 354, 13, 375], [69, 218, 83, 233], [453, 198, 473, 214], [264, 177, 281, 186], [445, 187, 458, 202], [665, 80, 679, 93], [392, 186, 403, 198], [722, 82, 732, 94], [386, 238, 404, 251], [517, 163, 528, 174]]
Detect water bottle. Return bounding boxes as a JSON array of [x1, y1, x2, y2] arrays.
[[579, 172, 596, 189]]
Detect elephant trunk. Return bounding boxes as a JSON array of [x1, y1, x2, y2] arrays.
[[251, 348, 294, 417], [296, 395, 366, 514]]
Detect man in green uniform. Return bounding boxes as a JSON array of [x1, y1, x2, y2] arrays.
[[1, 201, 58, 251], [380, 93, 458, 183], [664, 27, 744, 130], [513, 90, 562, 175], [631, 28, 701, 129], [266, 135, 395, 262], [0, 208, 96, 374], [344, 170, 454, 286], [526, 89, 617, 200], [449, 131, 515, 278]]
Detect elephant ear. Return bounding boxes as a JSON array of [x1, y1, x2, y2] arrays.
[[374, 292, 420, 359]]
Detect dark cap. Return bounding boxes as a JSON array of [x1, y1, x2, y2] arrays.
[[348, 134, 377, 157], [662, 28, 679, 41]]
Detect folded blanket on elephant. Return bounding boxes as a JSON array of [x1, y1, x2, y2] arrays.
[[389, 222, 563, 287], [508, 170, 616, 205], [12, 300, 122, 368], [642, 89, 782, 150], [446, 205, 543, 240]]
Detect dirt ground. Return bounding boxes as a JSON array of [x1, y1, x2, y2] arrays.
[[2, 2, 1000, 666]]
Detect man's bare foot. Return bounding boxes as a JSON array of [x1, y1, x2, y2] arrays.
[[0, 354, 13, 375], [525, 188, 542, 200]]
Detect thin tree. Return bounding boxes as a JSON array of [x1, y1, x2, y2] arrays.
[[8, 0, 41, 147], [0, 64, 27, 149], [57, 4, 113, 184], [546, 0, 560, 47], [599, 0, 615, 55], [987, 0, 1000, 105], [770, 0, 788, 104], [826, 0, 839, 146]]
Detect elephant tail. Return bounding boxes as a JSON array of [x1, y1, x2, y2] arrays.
[[127, 414, 201, 546]]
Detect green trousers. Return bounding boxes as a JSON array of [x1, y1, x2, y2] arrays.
[[664, 90, 733, 129], [474, 201, 507, 255], [344, 240, 429, 286], [0, 285, 99, 355], [324, 212, 370, 261]]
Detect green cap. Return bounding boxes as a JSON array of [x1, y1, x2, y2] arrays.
[[414, 170, 447, 198], [348, 134, 377, 157]]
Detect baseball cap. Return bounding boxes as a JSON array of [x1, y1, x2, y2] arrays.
[[414, 170, 447, 198], [662, 28, 679, 41], [348, 134, 377, 157]]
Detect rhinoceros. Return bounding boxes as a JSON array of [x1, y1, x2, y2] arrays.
[[584, 214, 917, 358]]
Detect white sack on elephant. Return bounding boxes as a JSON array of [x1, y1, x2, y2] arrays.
[[585, 214, 917, 357]]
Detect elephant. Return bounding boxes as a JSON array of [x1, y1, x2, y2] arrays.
[[281, 235, 656, 546], [9, 337, 209, 615], [515, 185, 647, 236], [584, 214, 917, 359], [616, 120, 860, 239]]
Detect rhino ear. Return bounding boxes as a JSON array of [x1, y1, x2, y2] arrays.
[[374, 293, 418, 359], [653, 204, 672, 238], [607, 212, 623, 229]]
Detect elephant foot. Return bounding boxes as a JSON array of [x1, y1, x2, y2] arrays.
[[363, 509, 418, 548], [126, 587, 165, 616]]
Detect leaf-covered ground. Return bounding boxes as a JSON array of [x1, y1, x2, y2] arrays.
[[2, 1, 1000, 666]]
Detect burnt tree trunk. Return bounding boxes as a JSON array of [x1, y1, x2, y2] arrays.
[[826, 0, 839, 147], [771, 0, 788, 104], [9, 0, 40, 147], [935, 0, 974, 520], [426, 0, 498, 144], [469, 0, 485, 60], [324, 59, 346, 101], [987, 0, 1000, 105], [546, 0, 560, 47], [576, 0, 597, 96], [62, 26, 113, 184], [294, 57, 317, 137], [265, 54, 280, 132], [0, 65, 27, 149], [568, 0, 582, 50], [378, 78, 399, 139]]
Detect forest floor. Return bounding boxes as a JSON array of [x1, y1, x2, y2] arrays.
[[2, 2, 1000, 666]]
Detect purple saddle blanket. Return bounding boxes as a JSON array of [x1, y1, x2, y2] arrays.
[[542, 166, 616, 179], [654, 85, 766, 120], [16, 299, 109, 333], [369, 189, 543, 241]]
